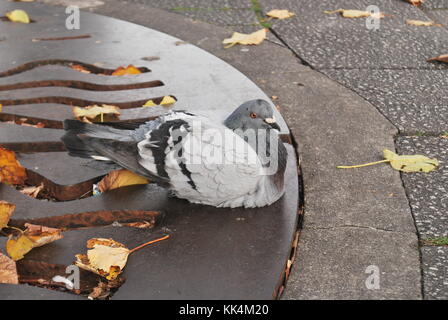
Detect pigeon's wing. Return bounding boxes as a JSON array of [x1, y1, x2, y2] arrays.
[[137, 113, 264, 206]]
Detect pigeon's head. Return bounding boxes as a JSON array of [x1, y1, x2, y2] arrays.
[[224, 99, 280, 131]]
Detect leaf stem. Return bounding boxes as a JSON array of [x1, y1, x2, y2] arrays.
[[337, 159, 390, 169], [129, 235, 170, 254], [5, 225, 24, 234]]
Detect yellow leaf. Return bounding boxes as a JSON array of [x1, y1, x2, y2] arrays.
[[142, 100, 157, 107], [112, 65, 141, 76], [6, 224, 63, 261], [383, 149, 439, 173], [98, 169, 149, 193], [160, 96, 176, 106], [6, 9, 30, 23], [72, 104, 121, 121], [0, 253, 18, 284], [0, 148, 27, 185], [337, 149, 439, 173], [76, 238, 130, 280], [223, 29, 267, 48], [6, 234, 34, 261], [0, 201, 15, 230], [75, 236, 169, 280], [266, 9, 295, 19], [88, 245, 130, 279], [406, 19, 441, 26], [325, 9, 385, 19], [0, 104, 2, 113]]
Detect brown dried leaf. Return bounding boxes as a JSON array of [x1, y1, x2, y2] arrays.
[[0, 201, 15, 230], [0, 253, 19, 284], [20, 183, 44, 198], [0, 148, 27, 185], [427, 53, 448, 63], [24, 223, 64, 247], [98, 169, 149, 193], [404, 0, 424, 6], [112, 65, 141, 76], [71, 64, 91, 74]]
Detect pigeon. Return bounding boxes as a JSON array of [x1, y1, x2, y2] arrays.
[[61, 99, 287, 208]]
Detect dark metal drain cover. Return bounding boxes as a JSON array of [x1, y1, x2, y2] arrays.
[[0, 2, 299, 299]]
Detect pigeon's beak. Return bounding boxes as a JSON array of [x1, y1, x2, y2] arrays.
[[264, 117, 280, 131]]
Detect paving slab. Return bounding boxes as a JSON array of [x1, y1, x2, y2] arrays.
[[422, 0, 448, 9], [396, 136, 448, 239], [262, 0, 448, 69], [321, 69, 448, 133], [425, 7, 448, 25], [283, 227, 421, 300], [421, 246, 448, 300]]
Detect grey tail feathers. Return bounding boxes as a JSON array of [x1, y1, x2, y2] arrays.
[[61, 119, 133, 159], [61, 120, 170, 186]]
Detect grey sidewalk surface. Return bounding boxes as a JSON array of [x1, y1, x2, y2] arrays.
[[38, 0, 448, 299]]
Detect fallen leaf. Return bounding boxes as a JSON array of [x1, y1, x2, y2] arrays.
[[88, 281, 110, 300], [20, 183, 44, 198], [223, 29, 267, 48], [325, 9, 385, 19], [6, 224, 63, 261], [427, 53, 448, 63], [76, 235, 169, 280], [337, 149, 439, 173], [0, 201, 15, 230], [6, 9, 30, 23], [121, 221, 153, 229], [71, 64, 91, 74], [404, 0, 424, 6], [98, 169, 149, 193], [112, 65, 141, 76], [142, 100, 157, 107], [383, 149, 439, 173], [75, 238, 129, 280], [0, 104, 2, 113], [266, 9, 295, 19], [160, 96, 176, 106], [0, 253, 19, 284], [6, 234, 34, 261], [406, 19, 441, 26], [0, 148, 27, 185], [73, 104, 121, 121]]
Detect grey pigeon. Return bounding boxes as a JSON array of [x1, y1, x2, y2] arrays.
[[61, 99, 287, 208]]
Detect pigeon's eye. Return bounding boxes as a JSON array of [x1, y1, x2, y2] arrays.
[[250, 112, 257, 119]]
